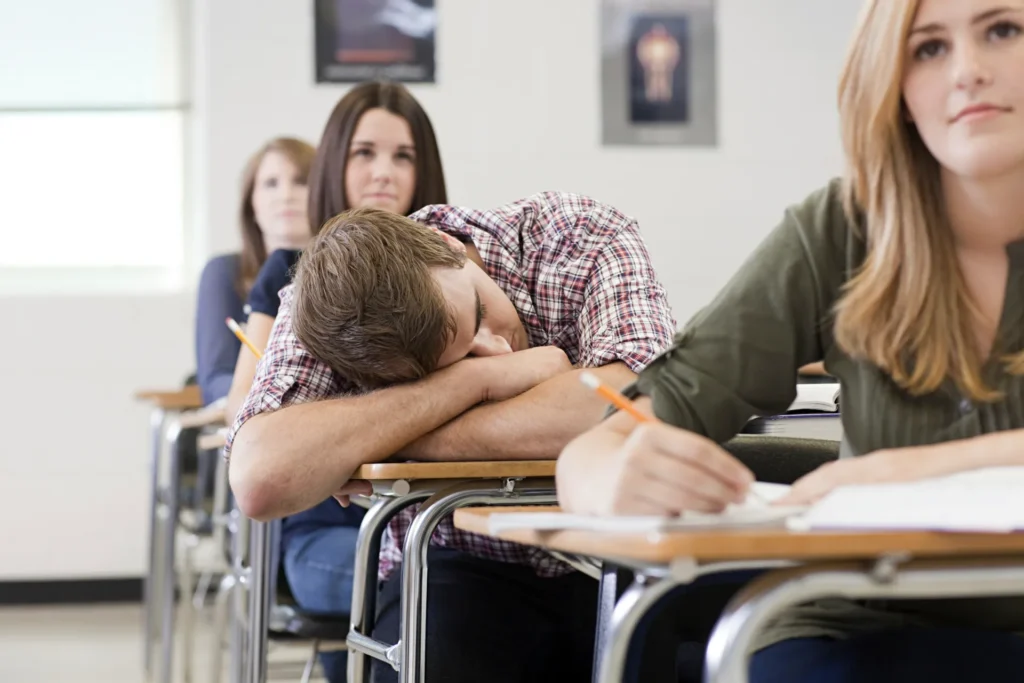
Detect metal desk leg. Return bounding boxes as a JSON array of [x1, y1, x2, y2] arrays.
[[592, 564, 634, 683], [247, 520, 272, 683], [159, 420, 184, 683], [595, 575, 681, 683], [704, 560, 1024, 683], [144, 407, 166, 678], [398, 481, 558, 683], [230, 568, 249, 683], [180, 534, 198, 683], [347, 492, 433, 683], [229, 507, 250, 683], [211, 572, 237, 683]]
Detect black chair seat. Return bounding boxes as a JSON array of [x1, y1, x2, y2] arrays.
[[723, 435, 839, 484]]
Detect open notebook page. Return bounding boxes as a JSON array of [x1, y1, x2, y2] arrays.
[[788, 466, 1024, 533], [487, 482, 805, 535]]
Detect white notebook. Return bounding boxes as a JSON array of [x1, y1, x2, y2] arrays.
[[788, 467, 1024, 533], [790, 383, 840, 413], [487, 482, 804, 535]]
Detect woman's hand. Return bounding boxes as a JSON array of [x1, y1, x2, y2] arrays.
[[776, 445, 962, 506], [607, 423, 754, 515], [557, 410, 754, 516]]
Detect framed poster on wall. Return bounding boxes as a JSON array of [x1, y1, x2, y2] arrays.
[[314, 0, 437, 83], [601, 0, 717, 146]]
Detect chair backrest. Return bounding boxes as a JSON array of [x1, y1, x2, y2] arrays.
[[722, 435, 839, 484]]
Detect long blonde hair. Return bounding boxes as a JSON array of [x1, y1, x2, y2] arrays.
[[833, 0, 1024, 401]]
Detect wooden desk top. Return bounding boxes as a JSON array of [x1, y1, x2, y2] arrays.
[[351, 460, 556, 481], [453, 506, 1024, 564], [134, 385, 203, 410], [203, 447, 553, 479], [178, 407, 226, 430]]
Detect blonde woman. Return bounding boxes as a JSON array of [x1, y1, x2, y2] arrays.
[[559, 0, 1024, 680], [195, 137, 315, 406]]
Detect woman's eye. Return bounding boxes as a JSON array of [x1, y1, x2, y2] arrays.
[[988, 21, 1022, 42], [913, 39, 946, 61]]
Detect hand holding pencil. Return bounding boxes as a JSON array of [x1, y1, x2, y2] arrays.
[[577, 371, 760, 511]]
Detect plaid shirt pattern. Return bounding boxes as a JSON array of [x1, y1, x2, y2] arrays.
[[227, 191, 676, 581]]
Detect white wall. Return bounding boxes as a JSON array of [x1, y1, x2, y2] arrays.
[[0, 0, 862, 579], [0, 296, 193, 579], [197, 0, 863, 316]]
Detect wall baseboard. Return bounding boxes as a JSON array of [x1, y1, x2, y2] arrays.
[[0, 578, 143, 605]]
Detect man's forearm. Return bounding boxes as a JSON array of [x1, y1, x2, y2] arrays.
[[229, 364, 484, 520], [403, 363, 637, 461]]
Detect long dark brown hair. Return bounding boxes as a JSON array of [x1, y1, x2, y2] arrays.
[[308, 81, 448, 232], [237, 137, 317, 298]]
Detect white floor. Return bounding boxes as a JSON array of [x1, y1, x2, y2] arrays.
[[0, 603, 326, 683]]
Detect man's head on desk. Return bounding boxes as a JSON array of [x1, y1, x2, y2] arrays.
[[291, 207, 529, 389]]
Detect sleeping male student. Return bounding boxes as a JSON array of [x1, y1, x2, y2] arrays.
[[559, 0, 1024, 681], [225, 192, 677, 683]]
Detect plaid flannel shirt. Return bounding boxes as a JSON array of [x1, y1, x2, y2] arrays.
[[226, 191, 676, 581]]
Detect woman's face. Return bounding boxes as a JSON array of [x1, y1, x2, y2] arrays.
[[344, 107, 418, 216], [902, 0, 1024, 180], [251, 150, 310, 248]]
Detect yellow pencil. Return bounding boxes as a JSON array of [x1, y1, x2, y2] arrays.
[[226, 318, 264, 360], [579, 371, 650, 423]]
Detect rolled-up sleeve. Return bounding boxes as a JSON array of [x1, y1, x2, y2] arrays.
[[631, 180, 851, 443], [226, 285, 345, 455], [574, 219, 676, 372]]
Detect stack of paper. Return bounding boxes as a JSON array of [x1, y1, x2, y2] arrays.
[[743, 382, 843, 440], [788, 467, 1024, 533], [790, 383, 840, 412]]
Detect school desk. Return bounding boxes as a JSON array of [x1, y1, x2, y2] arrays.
[[454, 506, 1024, 683]]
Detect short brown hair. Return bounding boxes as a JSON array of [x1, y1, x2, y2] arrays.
[[238, 137, 317, 298], [308, 81, 448, 232], [292, 208, 465, 388]]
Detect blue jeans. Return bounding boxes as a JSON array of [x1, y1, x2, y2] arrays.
[[282, 521, 360, 683], [750, 627, 1024, 683]]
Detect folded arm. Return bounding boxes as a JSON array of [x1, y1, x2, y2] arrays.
[[230, 361, 486, 520], [402, 361, 637, 461]]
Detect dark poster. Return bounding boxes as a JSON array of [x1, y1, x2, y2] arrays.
[[315, 0, 437, 83]]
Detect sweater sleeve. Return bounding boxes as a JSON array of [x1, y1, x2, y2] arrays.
[[632, 179, 852, 442], [195, 254, 245, 405]]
